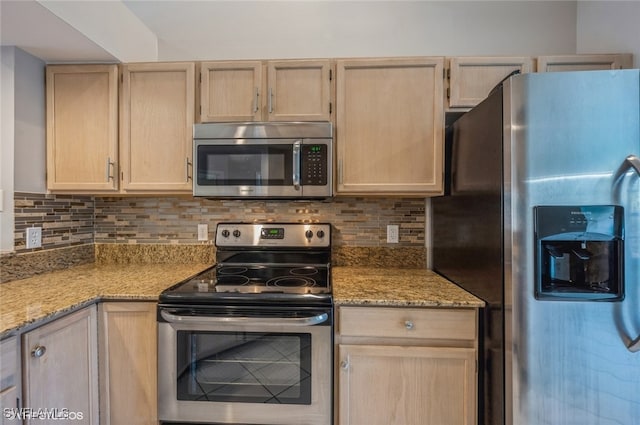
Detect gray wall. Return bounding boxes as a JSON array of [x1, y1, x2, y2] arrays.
[[126, 1, 578, 61], [14, 48, 46, 194], [577, 1, 640, 68]]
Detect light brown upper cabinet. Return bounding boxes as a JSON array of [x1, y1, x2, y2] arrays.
[[120, 62, 195, 193], [446, 57, 534, 109], [46, 64, 119, 192], [335, 57, 444, 196], [199, 59, 332, 122], [536, 54, 632, 73]]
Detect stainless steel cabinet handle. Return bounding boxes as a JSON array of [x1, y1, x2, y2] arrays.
[[340, 360, 349, 370], [161, 310, 328, 327], [31, 345, 46, 358], [105, 157, 114, 181], [253, 87, 259, 113], [268, 87, 274, 113], [293, 141, 302, 190], [185, 158, 192, 182], [405, 320, 414, 330]]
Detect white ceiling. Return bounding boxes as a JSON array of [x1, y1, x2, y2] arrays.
[[0, 0, 158, 62]]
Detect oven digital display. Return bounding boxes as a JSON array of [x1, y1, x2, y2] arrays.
[[261, 228, 285, 239]]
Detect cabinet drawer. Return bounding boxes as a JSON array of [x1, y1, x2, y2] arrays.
[[0, 336, 18, 392], [338, 307, 476, 341]]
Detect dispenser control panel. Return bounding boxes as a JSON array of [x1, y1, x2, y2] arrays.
[[534, 205, 624, 301]]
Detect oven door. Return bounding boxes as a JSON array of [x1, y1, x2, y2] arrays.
[[158, 305, 333, 425]]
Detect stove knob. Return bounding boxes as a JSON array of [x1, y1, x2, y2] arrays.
[[316, 230, 325, 238], [305, 230, 314, 239], [232, 229, 241, 238], [221, 229, 230, 238]]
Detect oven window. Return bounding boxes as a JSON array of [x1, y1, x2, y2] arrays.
[[196, 144, 293, 186], [176, 331, 312, 404]]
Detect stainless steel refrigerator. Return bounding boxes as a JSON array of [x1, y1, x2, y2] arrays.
[[431, 69, 640, 425]]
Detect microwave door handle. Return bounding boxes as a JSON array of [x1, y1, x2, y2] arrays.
[[161, 310, 328, 326], [293, 140, 302, 190]]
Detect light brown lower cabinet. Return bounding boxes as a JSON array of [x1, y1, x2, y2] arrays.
[[22, 305, 99, 425], [98, 302, 157, 425], [336, 306, 478, 425], [0, 336, 21, 425]]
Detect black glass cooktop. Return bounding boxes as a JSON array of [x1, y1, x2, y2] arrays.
[[160, 263, 332, 306]]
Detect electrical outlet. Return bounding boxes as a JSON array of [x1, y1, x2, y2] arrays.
[[26, 227, 42, 249], [197, 224, 208, 241], [387, 224, 399, 244]]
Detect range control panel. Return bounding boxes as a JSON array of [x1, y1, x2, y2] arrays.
[[216, 223, 331, 248]]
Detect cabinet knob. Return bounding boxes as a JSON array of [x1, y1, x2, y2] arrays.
[[31, 345, 46, 358], [404, 320, 414, 330], [340, 360, 349, 370]]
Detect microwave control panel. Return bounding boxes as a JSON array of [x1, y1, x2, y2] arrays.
[[301, 145, 328, 185]]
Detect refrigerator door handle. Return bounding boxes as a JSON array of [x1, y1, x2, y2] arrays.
[[628, 335, 640, 353], [612, 155, 640, 202], [614, 154, 640, 353], [613, 155, 640, 184]]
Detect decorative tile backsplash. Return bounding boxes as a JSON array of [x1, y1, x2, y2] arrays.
[[13, 193, 426, 251], [94, 197, 426, 247], [14, 192, 94, 252], [4, 193, 427, 282]]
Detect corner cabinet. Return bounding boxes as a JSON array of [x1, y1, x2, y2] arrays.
[[336, 306, 478, 425], [335, 57, 444, 196], [536, 54, 632, 72], [22, 306, 99, 424], [199, 59, 332, 122], [120, 62, 195, 193], [46, 65, 119, 192], [98, 302, 157, 425], [446, 56, 534, 109]]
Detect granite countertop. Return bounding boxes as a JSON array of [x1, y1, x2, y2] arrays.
[[0, 263, 482, 339], [333, 267, 484, 308], [0, 263, 211, 338]]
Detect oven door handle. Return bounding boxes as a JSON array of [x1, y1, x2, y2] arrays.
[[160, 310, 329, 326]]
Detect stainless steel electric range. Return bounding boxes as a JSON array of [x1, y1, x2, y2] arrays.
[[157, 223, 333, 425]]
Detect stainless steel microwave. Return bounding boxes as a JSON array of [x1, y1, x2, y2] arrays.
[[193, 122, 333, 199]]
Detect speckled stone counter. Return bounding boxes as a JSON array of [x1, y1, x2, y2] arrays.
[[1, 262, 482, 338], [333, 267, 484, 307], [0, 263, 210, 338]]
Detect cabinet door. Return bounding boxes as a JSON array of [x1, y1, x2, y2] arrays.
[[536, 54, 632, 72], [98, 302, 157, 425], [338, 344, 476, 425], [447, 57, 533, 109], [0, 387, 19, 425], [200, 61, 263, 122], [46, 65, 119, 192], [266, 60, 332, 121], [336, 57, 444, 195], [23, 306, 98, 425], [0, 336, 20, 423], [120, 62, 195, 193]]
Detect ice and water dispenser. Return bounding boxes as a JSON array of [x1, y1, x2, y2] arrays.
[[535, 205, 624, 301]]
